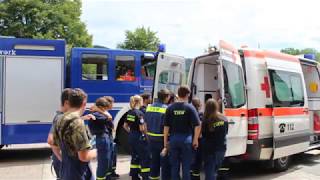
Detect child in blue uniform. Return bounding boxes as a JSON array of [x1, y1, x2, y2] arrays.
[[88, 97, 114, 180], [202, 99, 228, 180], [190, 97, 203, 180], [123, 95, 150, 180]]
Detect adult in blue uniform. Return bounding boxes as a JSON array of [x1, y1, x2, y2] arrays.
[[202, 99, 228, 180], [163, 86, 201, 180], [190, 98, 203, 180], [88, 97, 114, 180], [47, 88, 72, 179], [144, 89, 171, 180], [123, 95, 150, 180], [52, 88, 96, 180]]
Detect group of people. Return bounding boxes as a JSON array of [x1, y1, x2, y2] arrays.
[[46, 85, 228, 180], [47, 88, 119, 180], [124, 86, 228, 180]]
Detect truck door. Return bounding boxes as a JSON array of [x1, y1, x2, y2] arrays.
[[140, 53, 156, 94], [152, 52, 185, 100], [219, 40, 248, 156], [265, 54, 310, 159]]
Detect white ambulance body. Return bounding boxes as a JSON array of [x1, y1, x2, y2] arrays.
[[182, 40, 320, 171]]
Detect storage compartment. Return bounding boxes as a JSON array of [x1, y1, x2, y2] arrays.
[[4, 56, 63, 124]]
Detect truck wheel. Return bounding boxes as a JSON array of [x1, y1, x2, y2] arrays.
[[115, 115, 130, 154], [0, 145, 4, 149], [117, 127, 130, 154], [274, 156, 290, 172]]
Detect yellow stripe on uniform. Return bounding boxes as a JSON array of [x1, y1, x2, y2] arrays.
[[147, 132, 164, 137], [127, 115, 136, 122], [96, 177, 106, 180], [149, 176, 160, 179], [130, 164, 141, 169], [146, 106, 167, 114], [192, 173, 200, 176], [141, 168, 151, 173]]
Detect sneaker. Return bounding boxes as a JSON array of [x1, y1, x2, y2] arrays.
[[111, 172, 120, 179]]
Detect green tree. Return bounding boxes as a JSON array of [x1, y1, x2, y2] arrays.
[[281, 48, 320, 60], [117, 26, 160, 51], [0, 0, 92, 49]]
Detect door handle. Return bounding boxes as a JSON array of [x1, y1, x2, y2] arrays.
[[240, 113, 246, 117], [228, 119, 236, 125]]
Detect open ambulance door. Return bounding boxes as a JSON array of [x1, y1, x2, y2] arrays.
[[218, 40, 248, 156], [152, 52, 185, 101], [264, 52, 310, 162]]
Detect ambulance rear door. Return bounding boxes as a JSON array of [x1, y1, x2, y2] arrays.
[[152, 52, 185, 100], [219, 40, 248, 156], [264, 51, 310, 159]]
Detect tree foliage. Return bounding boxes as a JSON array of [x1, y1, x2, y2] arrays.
[[117, 26, 160, 51], [281, 47, 320, 60], [0, 0, 92, 48]]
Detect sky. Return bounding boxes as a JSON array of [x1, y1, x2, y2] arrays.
[[81, 0, 320, 57]]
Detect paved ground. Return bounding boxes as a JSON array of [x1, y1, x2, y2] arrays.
[[0, 144, 319, 180]]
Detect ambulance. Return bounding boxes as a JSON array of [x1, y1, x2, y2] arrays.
[[152, 40, 320, 171]]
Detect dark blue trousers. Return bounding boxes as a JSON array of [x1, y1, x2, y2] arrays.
[[191, 139, 202, 180], [169, 134, 193, 180], [149, 140, 171, 180], [52, 153, 61, 179], [96, 133, 112, 180], [203, 151, 225, 180], [60, 143, 94, 180], [110, 138, 117, 174], [128, 131, 150, 180]]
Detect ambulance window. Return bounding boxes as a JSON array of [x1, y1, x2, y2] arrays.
[[82, 54, 108, 80], [222, 61, 246, 108], [158, 70, 182, 94], [141, 57, 156, 80], [269, 70, 304, 107], [301, 65, 320, 98], [116, 56, 135, 81]]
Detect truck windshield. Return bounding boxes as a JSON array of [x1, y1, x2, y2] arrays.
[[222, 60, 246, 108]]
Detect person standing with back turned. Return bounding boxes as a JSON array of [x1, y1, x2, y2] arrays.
[[163, 86, 201, 180], [52, 88, 96, 180], [145, 89, 171, 180], [202, 99, 228, 180], [123, 95, 150, 180]]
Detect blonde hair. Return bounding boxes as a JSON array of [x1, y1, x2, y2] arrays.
[[130, 95, 143, 109]]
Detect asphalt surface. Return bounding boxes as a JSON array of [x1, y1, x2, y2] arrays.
[[0, 144, 319, 180]]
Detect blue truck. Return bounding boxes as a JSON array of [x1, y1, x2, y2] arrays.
[[0, 37, 185, 149]]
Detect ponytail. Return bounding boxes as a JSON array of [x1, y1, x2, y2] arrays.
[[130, 95, 143, 110]]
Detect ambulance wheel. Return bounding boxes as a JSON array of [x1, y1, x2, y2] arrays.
[[273, 156, 290, 172]]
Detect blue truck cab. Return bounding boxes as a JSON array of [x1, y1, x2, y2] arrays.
[[68, 47, 157, 117]]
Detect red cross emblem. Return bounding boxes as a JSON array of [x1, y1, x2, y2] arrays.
[[261, 76, 270, 98]]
